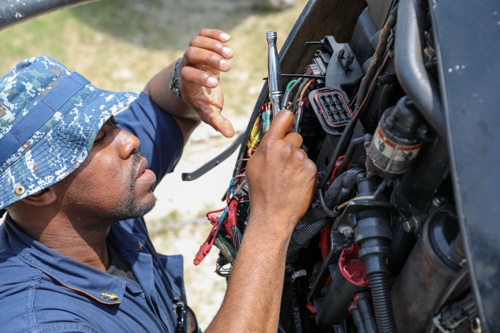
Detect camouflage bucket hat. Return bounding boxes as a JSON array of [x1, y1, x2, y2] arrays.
[[0, 56, 138, 210]]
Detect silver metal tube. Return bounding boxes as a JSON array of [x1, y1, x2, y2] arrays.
[[0, 0, 98, 31], [395, 0, 446, 138], [266, 31, 283, 117]]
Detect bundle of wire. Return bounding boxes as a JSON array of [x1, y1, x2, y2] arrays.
[[194, 72, 317, 277], [193, 173, 249, 277]]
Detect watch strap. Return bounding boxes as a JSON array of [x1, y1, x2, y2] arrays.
[[169, 58, 182, 99]]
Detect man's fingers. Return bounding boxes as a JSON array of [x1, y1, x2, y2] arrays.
[[189, 36, 234, 59], [184, 47, 231, 73], [198, 28, 231, 42], [283, 132, 303, 148], [205, 113, 235, 138], [180, 66, 219, 88], [261, 110, 295, 143]]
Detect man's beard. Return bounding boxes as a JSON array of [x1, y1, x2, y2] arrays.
[[113, 153, 157, 220]]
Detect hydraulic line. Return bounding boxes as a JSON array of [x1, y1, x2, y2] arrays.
[[325, 171, 349, 208], [318, 166, 363, 218], [350, 303, 367, 333], [287, 217, 331, 261], [370, 272, 396, 332], [355, 292, 378, 333], [326, 167, 364, 209], [335, 136, 368, 176], [395, 0, 446, 138]]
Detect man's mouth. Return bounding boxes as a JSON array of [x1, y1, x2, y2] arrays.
[[135, 156, 157, 184]]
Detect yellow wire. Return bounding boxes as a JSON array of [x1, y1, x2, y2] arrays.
[[336, 196, 377, 211]]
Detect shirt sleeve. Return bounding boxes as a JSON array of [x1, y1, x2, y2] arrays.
[[115, 92, 184, 183]]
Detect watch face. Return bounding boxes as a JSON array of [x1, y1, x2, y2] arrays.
[[169, 59, 182, 98], [170, 82, 181, 98], [170, 59, 182, 98]]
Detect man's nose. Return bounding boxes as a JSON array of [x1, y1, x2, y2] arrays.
[[116, 128, 140, 159]]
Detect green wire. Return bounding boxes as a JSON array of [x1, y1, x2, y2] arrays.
[[215, 236, 237, 264], [286, 79, 299, 91]]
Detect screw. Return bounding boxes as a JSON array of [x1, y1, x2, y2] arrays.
[[338, 225, 353, 238], [433, 197, 446, 207], [402, 217, 420, 233]]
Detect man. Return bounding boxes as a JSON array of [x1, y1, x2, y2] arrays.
[[0, 29, 317, 332]]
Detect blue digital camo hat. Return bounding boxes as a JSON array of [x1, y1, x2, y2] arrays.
[[0, 56, 138, 210]]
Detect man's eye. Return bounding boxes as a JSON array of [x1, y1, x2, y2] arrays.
[[109, 116, 119, 125], [93, 133, 105, 145]]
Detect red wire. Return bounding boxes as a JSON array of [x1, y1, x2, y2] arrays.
[[205, 207, 225, 220]]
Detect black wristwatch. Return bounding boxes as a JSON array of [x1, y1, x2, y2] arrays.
[[169, 58, 182, 99]]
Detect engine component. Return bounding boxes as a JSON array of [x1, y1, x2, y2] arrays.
[[395, 0, 446, 138], [315, 245, 369, 328], [353, 177, 397, 333], [195, 0, 495, 331], [431, 293, 479, 333], [309, 88, 352, 135], [391, 200, 464, 333], [366, 96, 424, 179], [352, 292, 378, 333], [306, 35, 363, 135]]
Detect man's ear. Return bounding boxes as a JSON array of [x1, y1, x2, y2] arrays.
[[21, 187, 57, 207]]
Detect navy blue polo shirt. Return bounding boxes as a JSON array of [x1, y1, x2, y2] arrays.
[[0, 92, 186, 332]]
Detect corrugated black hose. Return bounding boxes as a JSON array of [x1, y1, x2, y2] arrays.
[[287, 168, 362, 261], [355, 177, 397, 333], [369, 272, 396, 332]]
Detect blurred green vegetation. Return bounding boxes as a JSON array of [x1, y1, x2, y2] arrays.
[[0, 0, 308, 119]]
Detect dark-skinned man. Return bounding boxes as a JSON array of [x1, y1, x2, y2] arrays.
[[0, 29, 316, 332]]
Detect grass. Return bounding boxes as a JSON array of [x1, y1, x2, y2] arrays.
[[0, 0, 308, 118]]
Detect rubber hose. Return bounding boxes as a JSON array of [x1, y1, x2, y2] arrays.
[[325, 168, 363, 208], [325, 172, 347, 208], [288, 168, 360, 259], [289, 167, 363, 263], [287, 217, 331, 260], [369, 272, 397, 333], [351, 303, 367, 333]]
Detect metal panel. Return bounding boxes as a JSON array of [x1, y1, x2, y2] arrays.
[[432, 0, 500, 331]]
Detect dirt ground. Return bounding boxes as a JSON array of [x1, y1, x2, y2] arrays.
[[145, 123, 246, 329], [139, 1, 308, 328]]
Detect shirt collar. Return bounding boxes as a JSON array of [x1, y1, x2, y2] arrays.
[[108, 219, 186, 302]]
